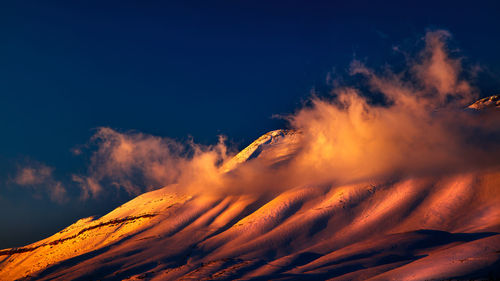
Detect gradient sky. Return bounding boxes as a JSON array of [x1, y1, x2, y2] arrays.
[[1, 0, 499, 248]]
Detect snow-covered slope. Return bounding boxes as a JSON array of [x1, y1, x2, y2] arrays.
[[1, 172, 498, 281], [1, 116, 500, 280], [221, 129, 300, 173], [468, 95, 500, 110]]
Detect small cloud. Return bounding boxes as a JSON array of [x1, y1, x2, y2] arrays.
[[13, 163, 68, 204], [71, 147, 83, 156], [50, 182, 68, 203], [72, 175, 102, 200], [14, 165, 52, 186]]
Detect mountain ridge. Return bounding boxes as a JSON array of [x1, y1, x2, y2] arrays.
[[1, 96, 499, 280]]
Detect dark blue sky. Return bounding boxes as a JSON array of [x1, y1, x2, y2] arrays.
[[1, 0, 499, 248]]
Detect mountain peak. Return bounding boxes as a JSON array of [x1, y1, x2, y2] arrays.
[[221, 129, 299, 172], [468, 95, 500, 110]]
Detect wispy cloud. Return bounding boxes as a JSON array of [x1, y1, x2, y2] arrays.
[[72, 127, 229, 199], [14, 165, 52, 186], [13, 163, 68, 203], [285, 30, 499, 186]]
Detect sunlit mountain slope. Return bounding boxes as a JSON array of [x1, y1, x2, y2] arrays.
[[468, 95, 500, 110], [1, 102, 500, 281]]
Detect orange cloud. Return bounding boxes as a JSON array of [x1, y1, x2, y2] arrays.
[[284, 30, 498, 186], [14, 165, 52, 186], [72, 30, 500, 199], [220, 29, 500, 193], [72, 128, 230, 198]]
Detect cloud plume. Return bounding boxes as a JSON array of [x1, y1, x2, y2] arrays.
[[73, 127, 229, 199], [72, 30, 500, 199], [278, 30, 500, 187]]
